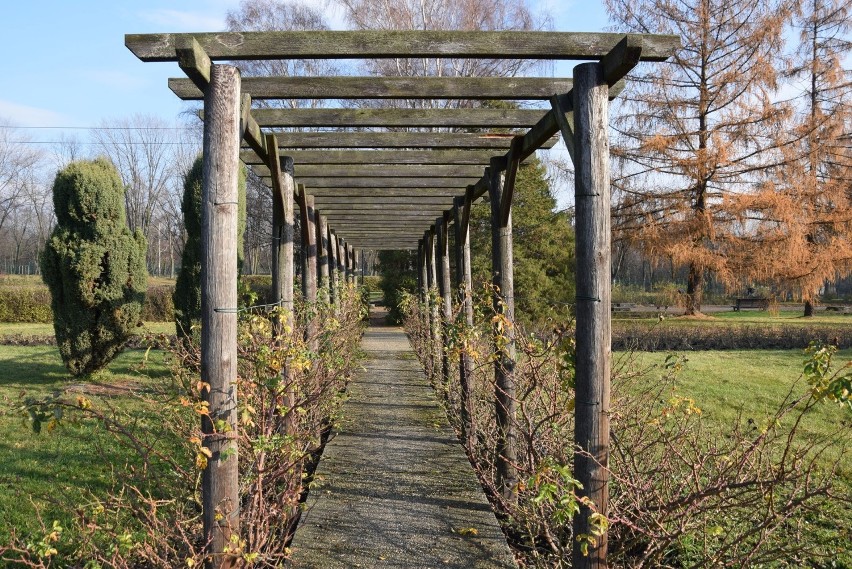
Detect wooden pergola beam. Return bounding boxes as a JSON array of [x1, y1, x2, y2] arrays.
[[127, 30, 680, 61], [253, 131, 558, 150], [244, 107, 549, 128], [295, 188, 467, 198], [314, 196, 458, 205], [252, 164, 486, 178], [240, 149, 519, 165], [289, 177, 479, 189], [170, 76, 573, 101]]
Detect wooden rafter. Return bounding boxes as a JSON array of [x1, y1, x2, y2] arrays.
[[126, 30, 680, 61]]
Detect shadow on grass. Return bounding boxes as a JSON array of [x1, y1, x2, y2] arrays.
[[0, 347, 171, 388]]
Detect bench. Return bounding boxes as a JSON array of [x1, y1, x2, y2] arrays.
[[825, 305, 851, 314], [733, 298, 769, 311], [611, 302, 636, 312]]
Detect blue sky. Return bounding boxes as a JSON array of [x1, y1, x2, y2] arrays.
[[0, 0, 610, 131]]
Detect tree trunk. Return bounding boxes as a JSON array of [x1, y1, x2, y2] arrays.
[[804, 299, 814, 317], [685, 262, 703, 315]]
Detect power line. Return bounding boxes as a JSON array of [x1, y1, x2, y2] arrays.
[[0, 125, 195, 130]]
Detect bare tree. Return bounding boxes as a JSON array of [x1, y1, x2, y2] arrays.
[[225, 0, 338, 109], [91, 114, 181, 236], [0, 118, 41, 234]]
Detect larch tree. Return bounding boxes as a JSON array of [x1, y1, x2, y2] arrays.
[[732, 0, 851, 315], [605, 0, 789, 315]]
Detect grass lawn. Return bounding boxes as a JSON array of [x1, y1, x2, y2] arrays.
[[0, 344, 177, 549], [623, 348, 852, 477], [0, 321, 176, 337]]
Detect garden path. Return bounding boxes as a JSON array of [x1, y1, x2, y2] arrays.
[[288, 313, 516, 568]]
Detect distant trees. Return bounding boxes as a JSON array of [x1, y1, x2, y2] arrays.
[[41, 159, 147, 376], [606, 0, 790, 315], [470, 159, 575, 325]]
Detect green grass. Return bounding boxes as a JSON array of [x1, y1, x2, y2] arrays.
[[0, 321, 176, 337], [0, 345, 175, 548], [623, 348, 852, 477]]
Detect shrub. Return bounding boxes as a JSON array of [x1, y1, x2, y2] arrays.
[[40, 158, 147, 376], [0, 288, 53, 323], [173, 157, 246, 341]]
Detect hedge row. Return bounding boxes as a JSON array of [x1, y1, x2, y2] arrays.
[[0, 285, 175, 323], [613, 323, 851, 351]]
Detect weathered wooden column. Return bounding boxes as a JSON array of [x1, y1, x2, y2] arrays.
[[316, 210, 329, 302], [270, 150, 295, 327], [427, 227, 441, 385], [299, 193, 318, 303], [488, 159, 518, 503], [418, 239, 427, 303], [328, 229, 338, 307], [437, 216, 452, 392], [572, 61, 612, 569], [200, 63, 241, 567], [453, 194, 475, 450]]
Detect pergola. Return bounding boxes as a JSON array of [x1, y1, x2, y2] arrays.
[[126, 30, 677, 568]]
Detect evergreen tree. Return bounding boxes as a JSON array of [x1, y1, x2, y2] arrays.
[[470, 158, 575, 327], [173, 156, 246, 341], [41, 158, 147, 376], [376, 250, 418, 323]]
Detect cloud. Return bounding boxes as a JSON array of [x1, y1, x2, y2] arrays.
[[0, 100, 73, 127], [139, 9, 227, 31]]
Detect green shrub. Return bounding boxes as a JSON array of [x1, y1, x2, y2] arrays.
[[173, 157, 245, 340], [41, 158, 147, 376], [0, 288, 53, 323], [141, 285, 175, 322]]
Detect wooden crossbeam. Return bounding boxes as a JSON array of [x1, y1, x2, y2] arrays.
[[288, 164, 485, 178], [307, 188, 464, 197], [126, 31, 680, 62], [240, 149, 509, 165], [295, 177, 477, 189], [170, 76, 572, 101], [244, 108, 548, 128], [252, 131, 558, 149], [314, 196, 454, 205], [313, 203, 448, 212]]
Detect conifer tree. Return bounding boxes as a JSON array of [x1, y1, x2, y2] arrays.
[[173, 156, 246, 341], [606, 0, 789, 314], [41, 158, 147, 376], [470, 159, 575, 326]]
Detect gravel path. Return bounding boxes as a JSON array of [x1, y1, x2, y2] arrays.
[[289, 315, 516, 569]]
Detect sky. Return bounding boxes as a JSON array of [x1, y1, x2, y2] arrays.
[[0, 0, 611, 133]]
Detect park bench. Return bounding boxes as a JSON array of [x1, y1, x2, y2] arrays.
[[825, 305, 851, 314], [733, 298, 769, 311], [611, 302, 635, 312]]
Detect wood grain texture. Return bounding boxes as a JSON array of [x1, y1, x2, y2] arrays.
[[253, 131, 559, 149], [240, 149, 513, 165], [571, 62, 612, 569], [171, 76, 573, 100], [248, 107, 548, 128], [488, 161, 517, 504], [315, 210, 329, 294], [126, 31, 680, 62], [453, 198, 476, 452], [175, 36, 211, 91], [200, 64, 241, 568], [295, 177, 478, 189], [290, 164, 486, 178]]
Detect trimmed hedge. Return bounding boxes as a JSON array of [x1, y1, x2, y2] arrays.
[[613, 323, 852, 351], [0, 288, 53, 323]]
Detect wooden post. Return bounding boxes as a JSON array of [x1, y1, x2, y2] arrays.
[[453, 195, 475, 451], [354, 249, 361, 286], [572, 61, 611, 569], [488, 158, 518, 503], [328, 230, 338, 307], [270, 151, 295, 325], [427, 227, 440, 385], [316, 209, 328, 301], [299, 194, 318, 303], [200, 63, 241, 567], [437, 216, 452, 392]]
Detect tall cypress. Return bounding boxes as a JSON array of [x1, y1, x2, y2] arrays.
[[173, 156, 246, 342], [41, 158, 147, 376]]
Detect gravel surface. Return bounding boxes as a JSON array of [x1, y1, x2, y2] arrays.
[[289, 314, 516, 569]]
